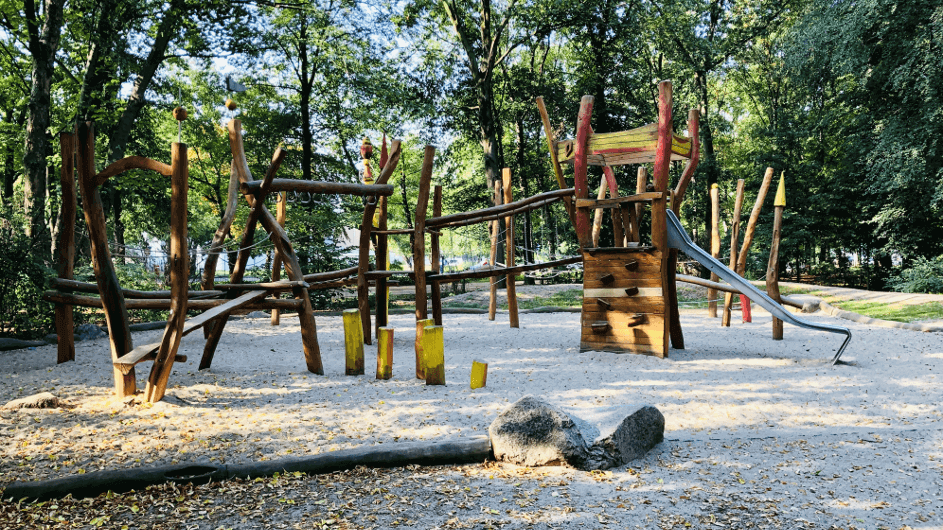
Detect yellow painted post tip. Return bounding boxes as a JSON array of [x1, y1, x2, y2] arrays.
[[711, 183, 718, 189], [774, 173, 786, 207]]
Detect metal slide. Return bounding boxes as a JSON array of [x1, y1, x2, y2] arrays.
[[666, 210, 851, 364]]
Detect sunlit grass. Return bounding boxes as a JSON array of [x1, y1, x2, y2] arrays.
[[828, 300, 943, 323]]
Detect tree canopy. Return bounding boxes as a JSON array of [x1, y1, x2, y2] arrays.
[[2, 0, 942, 336]]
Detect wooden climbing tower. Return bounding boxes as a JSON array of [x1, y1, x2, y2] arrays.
[[550, 81, 700, 357]]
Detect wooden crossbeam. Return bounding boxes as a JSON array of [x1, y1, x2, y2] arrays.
[[115, 290, 269, 374]]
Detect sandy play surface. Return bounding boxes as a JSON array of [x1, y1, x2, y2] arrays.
[[2, 301, 942, 528]]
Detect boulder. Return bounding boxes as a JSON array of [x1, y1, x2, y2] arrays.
[[489, 396, 664, 470], [489, 396, 593, 468], [246, 311, 269, 319], [592, 405, 665, 466], [3, 392, 72, 410], [75, 323, 107, 341]]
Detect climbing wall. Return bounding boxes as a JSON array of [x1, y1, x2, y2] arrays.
[[579, 247, 669, 357]]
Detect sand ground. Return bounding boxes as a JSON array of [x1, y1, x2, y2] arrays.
[[1, 291, 942, 529]]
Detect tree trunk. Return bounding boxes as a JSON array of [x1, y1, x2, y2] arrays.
[[3, 109, 15, 200], [22, 0, 66, 263], [107, 0, 178, 164], [695, 69, 719, 252]]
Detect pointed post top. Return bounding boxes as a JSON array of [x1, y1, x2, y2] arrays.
[[774, 172, 786, 207]]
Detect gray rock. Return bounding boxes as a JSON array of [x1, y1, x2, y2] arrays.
[[43, 333, 58, 344], [246, 311, 269, 319], [592, 405, 665, 466], [75, 323, 107, 341], [3, 392, 72, 410], [489, 396, 592, 468], [489, 396, 664, 470]]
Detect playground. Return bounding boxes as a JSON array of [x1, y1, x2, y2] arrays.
[[2, 292, 942, 527]]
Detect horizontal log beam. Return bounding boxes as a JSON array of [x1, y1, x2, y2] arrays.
[[215, 280, 309, 291], [426, 188, 574, 229], [426, 256, 581, 282], [302, 265, 360, 283], [44, 292, 303, 311], [242, 179, 394, 197], [50, 278, 222, 299], [575, 192, 664, 209]]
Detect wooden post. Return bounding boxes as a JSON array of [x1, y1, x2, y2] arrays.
[[606, 167, 625, 247], [220, 120, 325, 375], [668, 108, 701, 350], [768, 173, 786, 340], [201, 146, 285, 369], [144, 139, 189, 403], [672, 109, 701, 213], [55, 132, 76, 364], [358, 142, 403, 345], [591, 175, 608, 247], [343, 308, 365, 375], [431, 185, 443, 325], [722, 180, 746, 327], [414, 318, 433, 379], [271, 191, 287, 326], [76, 122, 136, 397], [488, 181, 500, 321], [376, 327, 393, 380], [573, 96, 594, 248], [375, 195, 389, 337], [653, 81, 673, 192], [708, 184, 721, 317], [503, 168, 519, 328], [414, 146, 435, 327], [423, 325, 445, 386], [470, 360, 487, 389], [629, 167, 646, 243], [735, 168, 775, 278], [536, 96, 577, 229]]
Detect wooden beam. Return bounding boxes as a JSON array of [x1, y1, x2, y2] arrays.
[[427, 256, 581, 282], [573, 96, 594, 248], [722, 179, 746, 327], [76, 122, 135, 397], [144, 141, 189, 403], [426, 188, 573, 228], [413, 146, 435, 324], [504, 168, 518, 328], [55, 132, 76, 364], [94, 156, 172, 186], [241, 179, 394, 197]]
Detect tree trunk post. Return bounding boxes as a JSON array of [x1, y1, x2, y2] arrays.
[[708, 184, 720, 317], [55, 132, 76, 364], [721, 180, 745, 327]]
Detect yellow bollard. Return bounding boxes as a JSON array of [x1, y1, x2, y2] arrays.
[[343, 309, 364, 375], [414, 318, 433, 379], [377, 327, 393, 380], [423, 325, 445, 386], [470, 360, 488, 389]]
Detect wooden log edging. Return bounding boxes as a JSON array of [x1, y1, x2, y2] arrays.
[[1, 437, 492, 501]]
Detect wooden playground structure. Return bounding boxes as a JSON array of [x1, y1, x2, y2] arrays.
[[45, 79, 727, 401]]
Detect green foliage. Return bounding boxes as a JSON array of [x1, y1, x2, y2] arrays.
[[0, 209, 53, 339], [886, 256, 943, 294]]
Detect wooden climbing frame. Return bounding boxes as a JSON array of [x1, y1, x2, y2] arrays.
[[46, 117, 402, 402], [545, 81, 700, 357]]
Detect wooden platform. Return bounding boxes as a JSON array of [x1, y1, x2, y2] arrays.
[[579, 247, 669, 357]]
